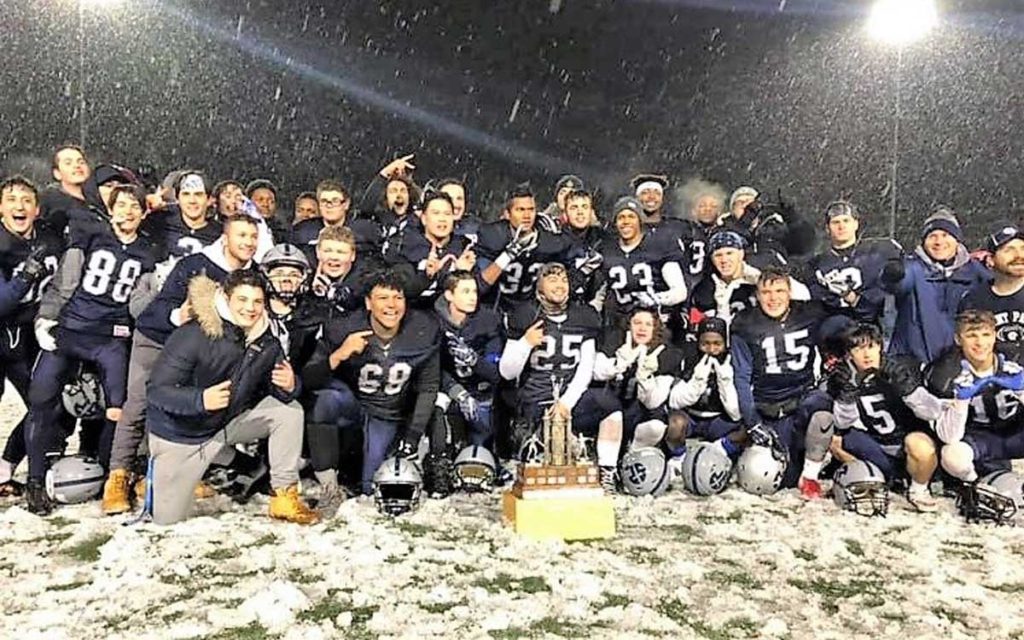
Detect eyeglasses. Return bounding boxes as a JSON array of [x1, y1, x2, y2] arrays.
[[319, 197, 347, 206]]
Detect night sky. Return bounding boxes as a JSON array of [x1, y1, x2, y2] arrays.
[[1, 0, 1022, 248]]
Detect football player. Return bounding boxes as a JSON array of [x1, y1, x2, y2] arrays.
[[291, 180, 381, 265], [26, 185, 155, 513], [931, 310, 1024, 499], [142, 171, 221, 261], [396, 190, 476, 306], [0, 177, 63, 496], [828, 324, 943, 511], [730, 267, 834, 496], [303, 269, 440, 516], [499, 263, 621, 490]]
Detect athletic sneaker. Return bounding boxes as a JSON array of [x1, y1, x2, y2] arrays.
[[906, 487, 938, 513]]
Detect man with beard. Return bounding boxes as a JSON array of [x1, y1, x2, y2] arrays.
[[28, 185, 155, 514], [0, 177, 63, 496], [958, 222, 1024, 363], [303, 269, 440, 515], [359, 154, 419, 262], [500, 263, 621, 491], [477, 184, 570, 313], [101, 215, 259, 514]]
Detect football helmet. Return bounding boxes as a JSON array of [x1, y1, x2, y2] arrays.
[[619, 447, 671, 497], [453, 445, 497, 492], [832, 460, 889, 517], [373, 457, 423, 516], [261, 243, 310, 304], [736, 445, 785, 496], [46, 455, 105, 504], [681, 443, 733, 496], [958, 471, 1022, 524]]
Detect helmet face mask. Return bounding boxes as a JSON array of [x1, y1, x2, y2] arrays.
[[453, 445, 497, 492], [958, 479, 1019, 524], [832, 460, 889, 517], [261, 244, 310, 305], [373, 457, 423, 516]]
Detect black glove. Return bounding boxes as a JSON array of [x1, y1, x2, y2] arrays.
[[395, 438, 419, 461], [880, 357, 921, 398], [827, 361, 860, 403], [745, 423, 788, 464], [17, 247, 48, 287], [881, 258, 905, 285]]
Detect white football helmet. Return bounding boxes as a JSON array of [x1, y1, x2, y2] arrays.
[[619, 447, 671, 497], [736, 445, 785, 496], [681, 443, 733, 496], [373, 457, 423, 516], [832, 460, 889, 517], [46, 455, 105, 504]]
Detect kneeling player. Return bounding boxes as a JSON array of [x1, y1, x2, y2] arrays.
[[303, 270, 440, 516], [499, 263, 621, 490], [828, 324, 942, 511], [931, 310, 1024, 505], [26, 185, 154, 514], [638, 318, 744, 463]]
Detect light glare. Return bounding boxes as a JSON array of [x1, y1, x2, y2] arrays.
[[867, 0, 938, 46]]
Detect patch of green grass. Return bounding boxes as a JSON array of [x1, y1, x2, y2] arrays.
[[62, 533, 113, 562], [656, 598, 691, 624], [48, 580, 91, 591], [986, 583, 1024, 593], [207, 597, 245, 608], [529, 617, 592, 637], [488, 630, 528, 639], [252, 533, 278, 546], [205, 547, 241, 560], [765, 508, 790, 518], [205, 622, 273, 640], [932, 606, 968, 626], [793, 549, 816, 561], [287, 568, 321, 584], [660, 523, 699, 538], [844, 539, 865, 557], [889, 540, 913, 553], [420, 600, 465, 614], [384, 555, 404, 564], [940, 547, 983, 561], [691, 616, 759, 640], [15, 532, 74, 545], [46, 516, 78, 528], [101, 614, 131, 631], [696, 509, 743, 525], [395, 521, 432, 537], [473, 573, 550, 594], [595, 592, 631, 609], [706, 570, 762, 590], [787, 577, 886, 614], [626, 545, 665, 565], [880, 611, 908, 623], [297, 599, 348, 623]]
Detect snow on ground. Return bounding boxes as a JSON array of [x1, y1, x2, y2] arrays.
[[2, 384, 1024, 640]]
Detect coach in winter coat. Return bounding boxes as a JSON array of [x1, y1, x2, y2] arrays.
[[882, 209, 990, 364], [145, 271, 317, 525]]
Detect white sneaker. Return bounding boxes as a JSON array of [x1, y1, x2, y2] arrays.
[[907, 487, 938, 513]]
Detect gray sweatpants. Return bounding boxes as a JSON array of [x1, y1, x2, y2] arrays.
[[109, 331, 163, 471], [148, 397, 304, 525]]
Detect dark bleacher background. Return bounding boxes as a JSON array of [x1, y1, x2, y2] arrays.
[[1, 0, 1023, 250]]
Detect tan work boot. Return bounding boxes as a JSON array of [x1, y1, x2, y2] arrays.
[[102, 468, 132, 515], [268, 485, 320, 525]]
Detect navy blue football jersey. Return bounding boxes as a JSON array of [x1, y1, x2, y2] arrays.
[[597, 233, 679, 312], [61, 228, 155, 338], [437, 304, 504, 396], [401, 233, 475, 304], [731, 301, 826, 420], [807, 239, 901, 323], [958, 283, 1024, 364], [142, 205, 221, 261], [507, 301, 601, 406], [926, 349, 1024, 432], [843, 357, 929, 447], [291, 217, 382, 267], [0, 226, 63, 326], [476, 221, 570, 310], [320, 310, 440, 423]]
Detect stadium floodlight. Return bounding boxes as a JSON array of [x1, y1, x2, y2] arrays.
[[867, 0, 938, 47]]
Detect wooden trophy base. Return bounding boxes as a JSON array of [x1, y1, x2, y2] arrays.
[[502, 463, 615, 541]]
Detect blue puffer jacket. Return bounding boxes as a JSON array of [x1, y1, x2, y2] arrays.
[[883, 244, 990, 364], [146, 276, 296, 444]]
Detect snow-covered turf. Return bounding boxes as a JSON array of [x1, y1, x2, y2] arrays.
[[2, 383, 1024, 640]]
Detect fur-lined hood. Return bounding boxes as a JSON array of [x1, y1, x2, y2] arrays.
[[187, 275, 269, 343]]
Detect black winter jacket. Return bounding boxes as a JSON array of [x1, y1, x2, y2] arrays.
[[146, 276, 296, 444]]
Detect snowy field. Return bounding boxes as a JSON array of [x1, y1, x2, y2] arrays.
[[2, 382, 1024, 640]]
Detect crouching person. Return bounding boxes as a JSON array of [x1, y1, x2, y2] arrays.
[[145, 270, 318, 525]]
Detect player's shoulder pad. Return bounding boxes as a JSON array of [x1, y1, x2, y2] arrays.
[[567, 303, 602, 333], [400, 309, 441, 350]]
